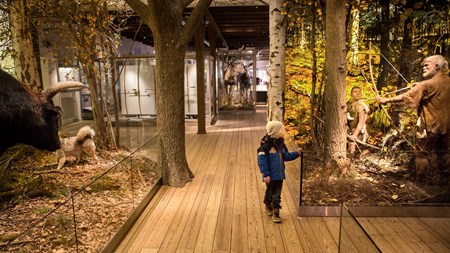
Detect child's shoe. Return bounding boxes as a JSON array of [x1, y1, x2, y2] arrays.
[[264, 204, 273, 216], [272, 208, 281, 223]]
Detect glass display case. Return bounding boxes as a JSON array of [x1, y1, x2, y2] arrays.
[[115, 55, 215, 123], [216, 49, 257, 110], [116, 58, 157, 116]]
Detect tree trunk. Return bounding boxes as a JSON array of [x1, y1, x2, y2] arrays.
[[125, 0, 213, 187], [8, 0, 42, 91], [268, 0, 286, 121], [349, 3, 360, 69], [155, 43, 193, 187], [82, 63, 108, 148], [324, 0, 348, 175], [396, 8, 414, 88], [310, 0, 318, 151], [376, 0, 390, 90]]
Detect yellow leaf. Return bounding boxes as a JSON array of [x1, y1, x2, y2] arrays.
[[391, 194, 398, 200]]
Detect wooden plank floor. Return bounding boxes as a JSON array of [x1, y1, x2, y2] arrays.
[[114, 106, 340, 253], [358, 217, 450, 253]]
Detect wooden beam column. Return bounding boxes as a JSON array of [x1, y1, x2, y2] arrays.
[[207, 18, 218, 122], [195, 20, 206, 134]]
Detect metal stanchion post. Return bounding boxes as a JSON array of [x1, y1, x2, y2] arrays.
[[299, 152, 304, 207]]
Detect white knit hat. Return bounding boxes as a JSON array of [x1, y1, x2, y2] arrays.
[[266, 121, 284, 136]]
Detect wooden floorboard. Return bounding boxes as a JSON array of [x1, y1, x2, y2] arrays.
[[246, 113, 267, 253], [212, 115, 240, 252]]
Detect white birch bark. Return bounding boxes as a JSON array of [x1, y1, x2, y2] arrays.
[[350, 3, 360, 67], [267, 0, 286, 122], [8, 0, 42, 91]]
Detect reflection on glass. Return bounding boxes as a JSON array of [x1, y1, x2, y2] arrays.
[[339, 204, 381, 253]]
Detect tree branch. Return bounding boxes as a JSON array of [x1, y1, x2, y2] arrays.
[[180, 0, 213, 44], [183, 0, 194, 8], [124, 0, 149, 24], [347, 134, 381, 150]]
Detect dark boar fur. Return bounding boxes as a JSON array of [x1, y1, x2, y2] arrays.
[[0, 69, 84, 155]]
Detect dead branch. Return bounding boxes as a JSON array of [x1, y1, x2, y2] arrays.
[[33, 168, 90, 175], [0, 240, 34, 247], [347, 134, 381, 150]]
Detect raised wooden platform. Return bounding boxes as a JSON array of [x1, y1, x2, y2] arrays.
[[113, 107, 340, 252], [106, 106, 449, 252]]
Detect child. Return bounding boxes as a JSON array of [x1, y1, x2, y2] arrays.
[[347, 86, 370, 157], [257, 121, 302, 223]]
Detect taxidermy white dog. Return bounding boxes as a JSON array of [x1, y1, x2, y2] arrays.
[[56, 126, 97, 169]]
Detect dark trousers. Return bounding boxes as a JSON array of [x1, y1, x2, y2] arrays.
[[415, 132, 450, 181], [264, 180, 283, 209]]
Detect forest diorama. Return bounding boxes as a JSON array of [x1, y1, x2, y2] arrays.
[[283, 0, 450, 207], [0, 0, 449, 252], [0, 143, 159, 252]]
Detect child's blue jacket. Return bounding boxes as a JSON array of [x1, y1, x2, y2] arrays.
[[257, 135, 299, 181]]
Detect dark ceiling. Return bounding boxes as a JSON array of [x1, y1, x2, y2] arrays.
[[118, 5, 270, 60]]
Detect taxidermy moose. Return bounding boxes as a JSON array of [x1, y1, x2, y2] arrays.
[[0, 69, 84, 155]]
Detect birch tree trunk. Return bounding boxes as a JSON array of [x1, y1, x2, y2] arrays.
[[8, 0, 42, 91], [350, 3, 360, 68], [267, 0, 286, 122], [125, 0, 212, 187], [324, 0, 348, 175]]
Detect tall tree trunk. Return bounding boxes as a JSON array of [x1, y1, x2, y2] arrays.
[[376, 0, 390, 90], [300, 22, 306, 49], [68, 0, 113, 150], [324, 0, 348, 174], [349, 3, 360, 69], [8, 0, 42, 91], [268, 0, 286, 121], [396, 8, 414, 88], [310, 0, 318, 151], [81, 63, 108, 148], [155, 42, 193, 186], [125, 0, 213, 187]]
